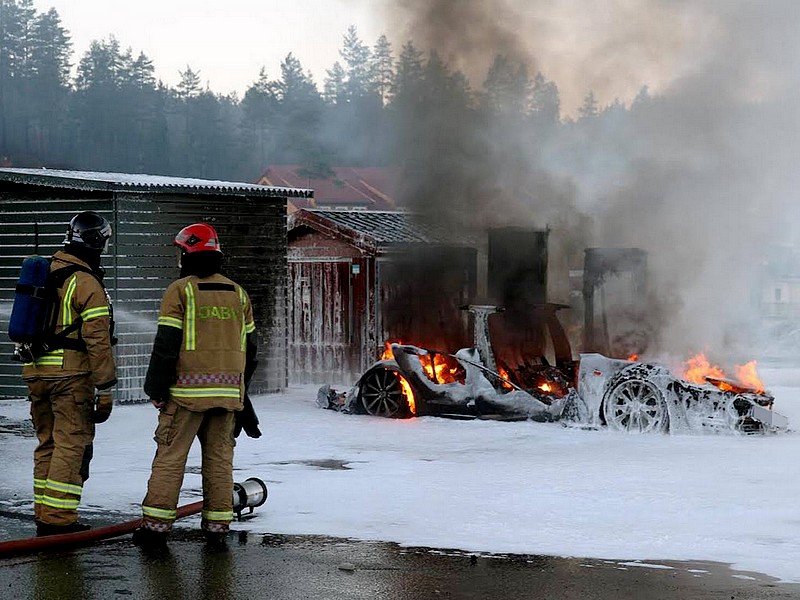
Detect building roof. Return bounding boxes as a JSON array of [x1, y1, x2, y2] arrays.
[[288, 209, 474, 253], [0, 168, 313, 198], [258, 166, 395, 210]]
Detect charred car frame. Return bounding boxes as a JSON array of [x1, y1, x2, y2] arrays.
[[320, 304, 787, 434]]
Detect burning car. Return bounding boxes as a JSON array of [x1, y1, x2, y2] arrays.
[[319, 304, 788, 434]]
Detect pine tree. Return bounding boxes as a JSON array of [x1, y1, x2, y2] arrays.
[[75, 37, 125, 89], [0, 0, 36, 159], [530, 72, 560, 123], [369, 34, 393, 105], [579, 90, 598, 118], [176, 65, 202, 98], [323, 61, 346, 105], [483, 55, 530, 115], [242, 67, 280, 173], [27, 7, 71, 162], [390, 40, 424, 106], [339, 25, 371, 102]]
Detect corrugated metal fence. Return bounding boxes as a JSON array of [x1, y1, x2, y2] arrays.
[[1, 184, 289, 401]]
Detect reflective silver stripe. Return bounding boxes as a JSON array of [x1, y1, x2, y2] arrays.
[[185, 282, 196, 350], [34, 494, 44, 505], [158, 315, 183, 329], [80, 306, 110, 321], [33, 478, 46, 490], [142, 505, 177, 520], [202, 509, 234, 522], [46, 479, 83, 496]]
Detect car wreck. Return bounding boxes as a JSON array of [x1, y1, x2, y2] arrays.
[[319, 304, 788, 434]]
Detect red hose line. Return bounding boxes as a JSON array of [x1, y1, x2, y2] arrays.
[[0, 500, 204, 558]]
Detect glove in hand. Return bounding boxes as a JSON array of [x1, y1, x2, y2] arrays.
[[91, 392, 113, 424]]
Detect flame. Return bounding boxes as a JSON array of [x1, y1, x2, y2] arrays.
[[497, 366, 514, 390], [381, 341, 397, 360], [683, 354, 726, 385], [538, 382, 553, 393], [627, 354, 639, 362], [681, 353, 765, 394], [422, 353, 459, 383], [735, 360, 765, 395], [398, 374, 416, 415]]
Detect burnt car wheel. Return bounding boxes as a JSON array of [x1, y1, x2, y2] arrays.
[[359, 369, 409, 418], [602, 378, 669, 433]]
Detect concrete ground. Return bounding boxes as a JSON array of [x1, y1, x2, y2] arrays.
[[0, 528, 798, 600]]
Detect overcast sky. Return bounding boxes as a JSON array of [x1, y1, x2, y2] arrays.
[[34, 0, 719, 115], [37, 0, 385, 97], [31, 1, 792, 117]]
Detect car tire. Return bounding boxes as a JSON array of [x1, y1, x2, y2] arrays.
[[359, 368, 411, 418], [602, 373, 669, 433]]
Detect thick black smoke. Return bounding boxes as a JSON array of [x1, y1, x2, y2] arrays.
[[375, 0, 800, 362]]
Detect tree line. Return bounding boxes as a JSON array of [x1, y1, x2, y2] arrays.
[[0, 0, 645, 182]]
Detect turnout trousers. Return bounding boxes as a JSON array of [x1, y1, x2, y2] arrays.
[[141, 403, 235, 533], [27, 375, 95, 526]]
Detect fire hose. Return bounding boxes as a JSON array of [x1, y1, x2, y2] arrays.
[[0, 477, 267, 558]]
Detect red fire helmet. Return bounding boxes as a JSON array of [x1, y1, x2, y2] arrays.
[[174, 223, 222, 254]]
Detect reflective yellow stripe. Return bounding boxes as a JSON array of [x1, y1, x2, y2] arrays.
[[46, 479, 83, 496], [41, 495, 80, 510], [80, 306, 110, 321], [34, 494, 44, 505], [202, 509, 234, 522], [29, 349, 64, 367], [170, 386, 241, 399], [33, 478, 46, 490], [237, 287, 247, 351], [185, 282, 196, 350], [63, 274, 78, 327], [158, 315, 183, 329], [142, 506, 177, 520], [245, 321, 256, 334]]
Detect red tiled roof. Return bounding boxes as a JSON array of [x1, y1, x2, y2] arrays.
[[257, 166, 397, 211]]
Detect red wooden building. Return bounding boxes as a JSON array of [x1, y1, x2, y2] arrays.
[[287, 209, 478, 384]]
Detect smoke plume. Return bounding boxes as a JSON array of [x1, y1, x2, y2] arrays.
[[375, 0, 800, 363]]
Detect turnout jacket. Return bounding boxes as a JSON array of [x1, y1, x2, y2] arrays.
[[144, 273, 257, 411], [22, 250, 117, 390]]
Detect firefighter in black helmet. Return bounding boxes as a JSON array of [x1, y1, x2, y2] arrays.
[[23, 210, 117, 537]]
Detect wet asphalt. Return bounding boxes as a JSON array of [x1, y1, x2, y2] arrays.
[[0, 528, 798, 600]]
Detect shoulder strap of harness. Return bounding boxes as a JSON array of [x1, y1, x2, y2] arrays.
[[44, 263, 105, 353]]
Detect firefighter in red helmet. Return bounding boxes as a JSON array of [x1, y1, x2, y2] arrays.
[[133, 223, 259, 549]]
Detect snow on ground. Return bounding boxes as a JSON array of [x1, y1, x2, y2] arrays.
[[2, 369, 800, 582]]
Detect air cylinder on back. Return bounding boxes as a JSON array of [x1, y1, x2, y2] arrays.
[[8, 256, 51, 343]]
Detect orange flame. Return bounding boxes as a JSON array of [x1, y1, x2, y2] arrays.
[[381, 341, 396, 361], [681, 353, 765, 394], [422, 353, 459, 383], [735, 360, 765, 395], [538, 382, 553, 393], [497, 366, 515, 390], [627, 354, 639, 362], [398, 374, 416, 415], [683, 354, 726, 385]]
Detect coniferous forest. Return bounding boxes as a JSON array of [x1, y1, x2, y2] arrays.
[[0, 0, 634, 183]]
